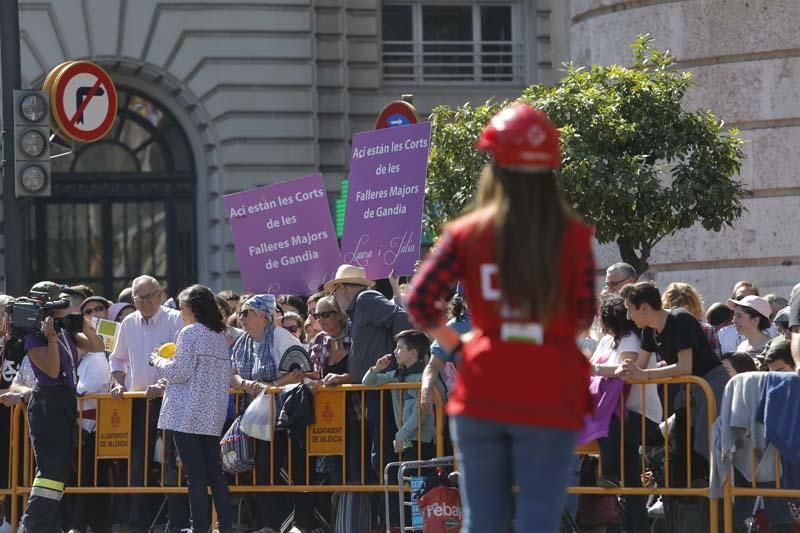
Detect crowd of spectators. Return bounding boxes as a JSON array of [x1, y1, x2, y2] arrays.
[[1, 259, 800, 532]]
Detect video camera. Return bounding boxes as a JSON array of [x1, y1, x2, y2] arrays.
[[6, 288, 84, 338]]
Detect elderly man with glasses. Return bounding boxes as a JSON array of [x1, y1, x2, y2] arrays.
[[604, 262, 637, 295], [109, 275, 189, 533]]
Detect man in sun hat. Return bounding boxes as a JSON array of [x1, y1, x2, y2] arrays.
[[324, 264, 411, 382], [325, 264, 412, 485]]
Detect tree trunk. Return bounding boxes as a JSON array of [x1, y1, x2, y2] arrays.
[[615, 237, 650, 277]]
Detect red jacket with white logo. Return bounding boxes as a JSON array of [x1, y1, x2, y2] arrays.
[[407, 208, 596, 429]]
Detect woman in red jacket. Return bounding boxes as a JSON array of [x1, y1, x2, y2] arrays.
[[407, 104, 596, 532]]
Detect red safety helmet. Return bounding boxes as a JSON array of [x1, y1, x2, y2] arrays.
[[475, 103, 561, 170]]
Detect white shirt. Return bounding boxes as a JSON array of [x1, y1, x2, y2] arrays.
[[77, 351, 112, 432], [11, 356, 36, 389], [717, 325, 740, 355], [591, 333, 663, 424], [718, 323, 778, 356], [109, 306, 184, 391]]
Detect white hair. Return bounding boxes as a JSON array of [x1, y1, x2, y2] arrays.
[[131, 275, 160, 292]]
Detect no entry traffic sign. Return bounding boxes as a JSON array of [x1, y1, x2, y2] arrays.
[[375, 100, 419, 130], [49, 61, 117, 142]]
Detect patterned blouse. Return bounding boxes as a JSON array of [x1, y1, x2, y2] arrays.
[[155, 323, 231, 436]]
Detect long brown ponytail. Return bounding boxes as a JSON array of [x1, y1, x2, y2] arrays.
[[475, 163, 572, 323]]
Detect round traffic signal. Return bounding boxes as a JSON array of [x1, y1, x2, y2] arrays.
[[19, 129, 48, 158], [18, 92, 48, 122], [19, 164, 48, 193]]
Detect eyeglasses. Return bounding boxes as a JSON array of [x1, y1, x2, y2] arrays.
[[604, 279, 628, 289], [133, 290, 160, 303], [285, 325, 300, 333], [312, 310, 337, 320], [82, 305, 106, 315]]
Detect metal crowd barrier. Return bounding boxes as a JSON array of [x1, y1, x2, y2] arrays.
[[721, 378, 800, 533], [722, 450, 796, 533], [1, 403, 23, 528], [6, 383, 446, 528], [568, 375, 723, 533], [8, 376, 764, 533]]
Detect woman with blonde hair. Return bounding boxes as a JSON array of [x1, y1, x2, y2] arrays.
[[662, 282, 721, 357], [407, 104, 596, 532], [662, 282, 705, 320]]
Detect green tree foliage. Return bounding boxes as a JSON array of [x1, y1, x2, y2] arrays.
[[424, 35, 745, 274]]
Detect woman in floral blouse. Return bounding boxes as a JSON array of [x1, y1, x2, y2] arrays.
[[151, 284, 232, 533]]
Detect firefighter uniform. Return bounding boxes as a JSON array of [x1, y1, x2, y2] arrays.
[[22, 327, 79, 532]]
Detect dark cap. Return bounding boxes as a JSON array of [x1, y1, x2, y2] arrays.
[[80, 296, 111, 311], [29, 281, 65, 300]]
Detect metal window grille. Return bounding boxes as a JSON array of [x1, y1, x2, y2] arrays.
[[382, 2, 524, 84]]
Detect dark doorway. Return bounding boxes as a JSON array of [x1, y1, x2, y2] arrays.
[[24, 87, 196, 299]]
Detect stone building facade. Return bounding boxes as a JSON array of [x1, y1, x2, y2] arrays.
[[557, 0, 799, 302], [0, 0, 795, 302]]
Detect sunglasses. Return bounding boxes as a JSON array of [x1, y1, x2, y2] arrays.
[[82, 305, 106, 315], [285, 325, 300, 333], [312, 310, 337, 320]]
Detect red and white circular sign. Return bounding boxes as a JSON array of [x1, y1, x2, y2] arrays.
[[50, 61, 117, 142]]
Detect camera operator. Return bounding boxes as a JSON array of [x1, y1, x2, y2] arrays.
[[18, 282, 104, 532]]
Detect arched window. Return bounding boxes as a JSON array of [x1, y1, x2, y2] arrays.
[[25, 87, 197, 299]]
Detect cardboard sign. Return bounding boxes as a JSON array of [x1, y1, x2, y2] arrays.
[[224, 174, 342, 295], [97, 398, 132, 459], [94, 318, 119, 352], [307, 389, 346, 456], [341, 122, 431, 279]]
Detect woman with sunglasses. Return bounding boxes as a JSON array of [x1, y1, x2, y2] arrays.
[[79, 296, 111, 320], [229, 294, 319, 533], [407, 104, 597, 532], [309, 296, 352, 387], [282, 311, 305, 343], [308, 295, 372, 532]]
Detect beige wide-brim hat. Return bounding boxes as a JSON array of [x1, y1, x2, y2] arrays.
[[323, 264, 374, 293]]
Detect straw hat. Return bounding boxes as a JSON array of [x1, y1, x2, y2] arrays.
[[323, 264, 374, 293]]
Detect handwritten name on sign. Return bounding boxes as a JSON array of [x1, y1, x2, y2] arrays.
[[307, 389, 346, 456], [97, 398, 132, 458], [341, 122, 432, 280]]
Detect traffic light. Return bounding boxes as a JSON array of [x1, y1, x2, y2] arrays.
[[13, 90, 50, 197]]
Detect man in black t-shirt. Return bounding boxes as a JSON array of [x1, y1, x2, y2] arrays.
[[617, 282, 719, 380], [618, 282, 728, 466], [789, 283, 800, 369]]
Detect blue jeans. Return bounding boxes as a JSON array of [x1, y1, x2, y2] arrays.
[[172, 432, 232, 533], [450, 415, 576, 533]]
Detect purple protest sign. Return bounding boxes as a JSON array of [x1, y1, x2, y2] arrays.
[[224, 174, 342, 295], [341, 122, 431, 279]]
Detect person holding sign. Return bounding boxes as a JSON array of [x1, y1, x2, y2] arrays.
[[406, 104, 597, 532]]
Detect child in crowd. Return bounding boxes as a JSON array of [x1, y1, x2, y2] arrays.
[[363, 330, 437, 459], [363, 330, 439, 530]]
